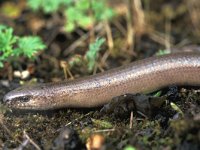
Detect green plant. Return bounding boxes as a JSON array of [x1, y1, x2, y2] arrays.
[[68, 37, 105, 72], [124, 146, 137, 150], [64, 0, 115, 32], [156, 49, 171, 56], [170, 102, 184, 116], [0, 25, 46, 67], [27, 0, 72, 13], [27, 0, 115, 32], [85, 37, 105, 72], [64, 0, 93, 32]]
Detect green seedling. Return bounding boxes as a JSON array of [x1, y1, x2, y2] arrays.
[[27, 0, 115, 32], [91, 118, 113, 129], [85, 37, 105, 72], [124, 145, 137, 150], [156, 49, 171, 56], [65, 0, 115, 32], [27, 0, 72, 13], [0, 25, 46, 67], [68, 37, 105, 72], [153, 91, 162, 97], [170, 102, 184, 117]]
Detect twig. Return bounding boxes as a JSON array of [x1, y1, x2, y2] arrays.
[[149, 29, 172, 47], [0, 121, 15, 141], [45, 27, 61, 47], [126, 0, 134, 51], [104, 20, 114, 53], [0, 115, 22, 144], [93, 128, 115, 133], [137, 111, 148, 118], [129, 111, 133, 129], [113, 20, 127, 37], [88, 0, 95, 42], [186, 0, 200, 36], [132, 0, 145, 34], [63, 23, 104, 56], [23, 131, 41, 150], [66, 112, 93, 126], [16, 139, 29, 150], [60, 61, 74, 79], [100, 51, 110, 67], [165, 20, 172, 50]]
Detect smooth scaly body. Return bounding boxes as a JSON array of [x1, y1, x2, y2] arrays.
[[3, 52, 200, 110]]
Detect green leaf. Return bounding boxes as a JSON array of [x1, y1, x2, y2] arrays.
[[0, 61, 3, 68], [27, 0, 42, 11], [76, 0, 90, 10], [28, 0, 114, 32], [102, 8, 115, 20], [14, 36, 46, 58], [78, 16, 93, 28], [0, 26, 17, 59], [0, 27, 16, 51], [153, 91, 162, 97], [92, 0, 115, 21], [65, 6, 93, 32], [60, 0, 72, 5], [170, 102, 184, 116], [124, 145, 137, 150], [85, 37, 105, 72], [0, 25, 7, 30], [65, 22, 75, 32], [65, 7, 77, 21], [92, 119, 113, 128], [0, 25, 46, 67], [156, 49, 171, 56], [42, 0, 61, 13], [27, 0, 73, 13]]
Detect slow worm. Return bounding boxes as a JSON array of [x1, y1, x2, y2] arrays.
[[3, 52, 200, 110]]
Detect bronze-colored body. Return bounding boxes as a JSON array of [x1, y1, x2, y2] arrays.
[[3, 53, 200, 110]]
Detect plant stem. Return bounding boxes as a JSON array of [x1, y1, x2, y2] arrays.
[[104, 20, 114, 54]]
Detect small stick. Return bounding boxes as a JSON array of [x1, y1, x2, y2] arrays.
[[126, 0, 135, 51], [0, 115, 22, 144], [60, 61, 74, 79], [129, 111, 134, 129], [63, 23, 104, 56], [23, 131, 41, 150], [65, 112, 93, 126], [104, 20, 114, 53], [165, 20, 172, 50], [93, 128, 115, 133]]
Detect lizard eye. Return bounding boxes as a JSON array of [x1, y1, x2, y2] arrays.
[[18, 96, 32, 102], [3, 95, 32, 104]]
